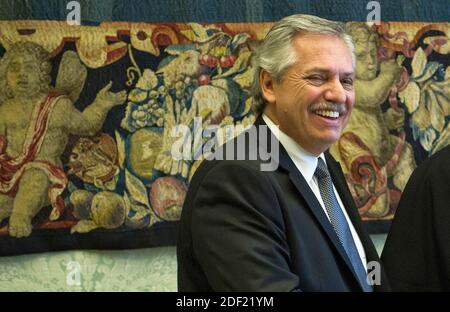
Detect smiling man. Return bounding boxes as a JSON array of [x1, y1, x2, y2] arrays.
[[177, 14, 390, 292]]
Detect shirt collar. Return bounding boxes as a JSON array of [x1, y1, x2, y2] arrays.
[[262, 114, 326, 182]]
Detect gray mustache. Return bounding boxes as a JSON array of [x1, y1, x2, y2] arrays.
[[309, 102, 347, 114]]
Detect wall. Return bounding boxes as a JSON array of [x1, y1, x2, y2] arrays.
[[0, 234, 387, 291], [0, 246, 177, 291]]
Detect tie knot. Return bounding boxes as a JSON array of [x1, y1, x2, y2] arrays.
[[314, 157, 330, 179]]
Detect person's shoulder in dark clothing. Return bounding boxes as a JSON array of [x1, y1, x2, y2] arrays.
[[381, 145, 450, 291]]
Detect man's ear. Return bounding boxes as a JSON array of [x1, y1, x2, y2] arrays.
[[260, 69, 276, 104]]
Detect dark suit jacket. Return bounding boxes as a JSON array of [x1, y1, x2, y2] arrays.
[[177, 116, 390, 291], [381, 145, 450, 291]]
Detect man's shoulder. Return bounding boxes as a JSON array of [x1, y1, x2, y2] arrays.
[[428, 145, 450, 166], [192, 157, 264, 184], [408, 145, 450, 185]]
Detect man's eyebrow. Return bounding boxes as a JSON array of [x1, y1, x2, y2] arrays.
[[304, 68, 354, 77]]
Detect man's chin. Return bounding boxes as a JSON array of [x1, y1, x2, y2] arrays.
[[321, 134, 342, 149]]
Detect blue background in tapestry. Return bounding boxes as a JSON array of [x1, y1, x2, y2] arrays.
[[0, 0, 448, 23]]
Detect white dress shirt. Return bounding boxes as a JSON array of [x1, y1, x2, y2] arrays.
[[262, 114, 368, 271]]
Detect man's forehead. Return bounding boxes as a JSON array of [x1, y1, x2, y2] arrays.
[[290, 35, 354, 73], [292, 33, 352, 54]]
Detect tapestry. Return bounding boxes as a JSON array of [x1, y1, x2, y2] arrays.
[[0, 20, 448, 255]]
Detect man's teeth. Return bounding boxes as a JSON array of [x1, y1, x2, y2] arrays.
[[315, 110, 339, 118]]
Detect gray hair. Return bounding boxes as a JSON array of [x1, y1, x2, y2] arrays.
[[251, 14, 356, 114]]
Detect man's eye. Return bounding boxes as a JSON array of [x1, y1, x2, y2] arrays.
[[308, 75, 325, 83], [341, 79, 354, 89]]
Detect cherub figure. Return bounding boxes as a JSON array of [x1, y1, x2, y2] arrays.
[[0, 41, 126, 237], [330, 23, 416, 218]]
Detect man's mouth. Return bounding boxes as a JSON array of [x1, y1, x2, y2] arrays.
[[314, 110, 340, 119], [310, 102, 347, 120]]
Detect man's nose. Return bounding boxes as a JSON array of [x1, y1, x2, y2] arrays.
[[323, 78, 347, 104]]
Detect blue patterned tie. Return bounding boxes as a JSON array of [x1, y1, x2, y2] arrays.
[[315, 158, 373, 292]]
